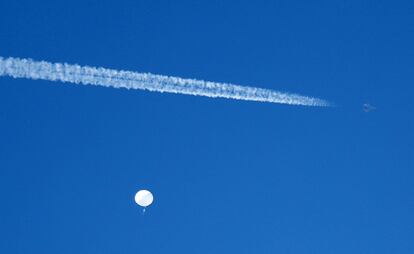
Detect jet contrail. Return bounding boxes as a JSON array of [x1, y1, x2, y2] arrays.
[[0, 56, 329, 106]]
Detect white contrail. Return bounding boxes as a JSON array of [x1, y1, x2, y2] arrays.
[[0, 56, 329, 106]]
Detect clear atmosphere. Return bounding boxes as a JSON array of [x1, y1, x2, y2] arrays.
[[0, 1, 413, 253]]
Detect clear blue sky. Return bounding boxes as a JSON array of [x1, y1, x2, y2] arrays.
[[1, 0, 413, 253]]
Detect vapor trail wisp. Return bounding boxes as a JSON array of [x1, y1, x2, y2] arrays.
[[0, 56, 329, 106]]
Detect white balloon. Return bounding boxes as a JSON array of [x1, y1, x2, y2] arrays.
[[135, 190, 154, 207]]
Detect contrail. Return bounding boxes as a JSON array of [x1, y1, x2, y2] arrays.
[[0, 56, 329, 106]]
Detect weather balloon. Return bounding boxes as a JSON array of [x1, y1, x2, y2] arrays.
[[135, 190, 154, 208]]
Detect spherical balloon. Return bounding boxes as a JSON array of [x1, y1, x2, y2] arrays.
[[135, 190, 153, 207]]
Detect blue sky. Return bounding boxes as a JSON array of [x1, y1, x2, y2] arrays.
[[1, 0, 413, 253]]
